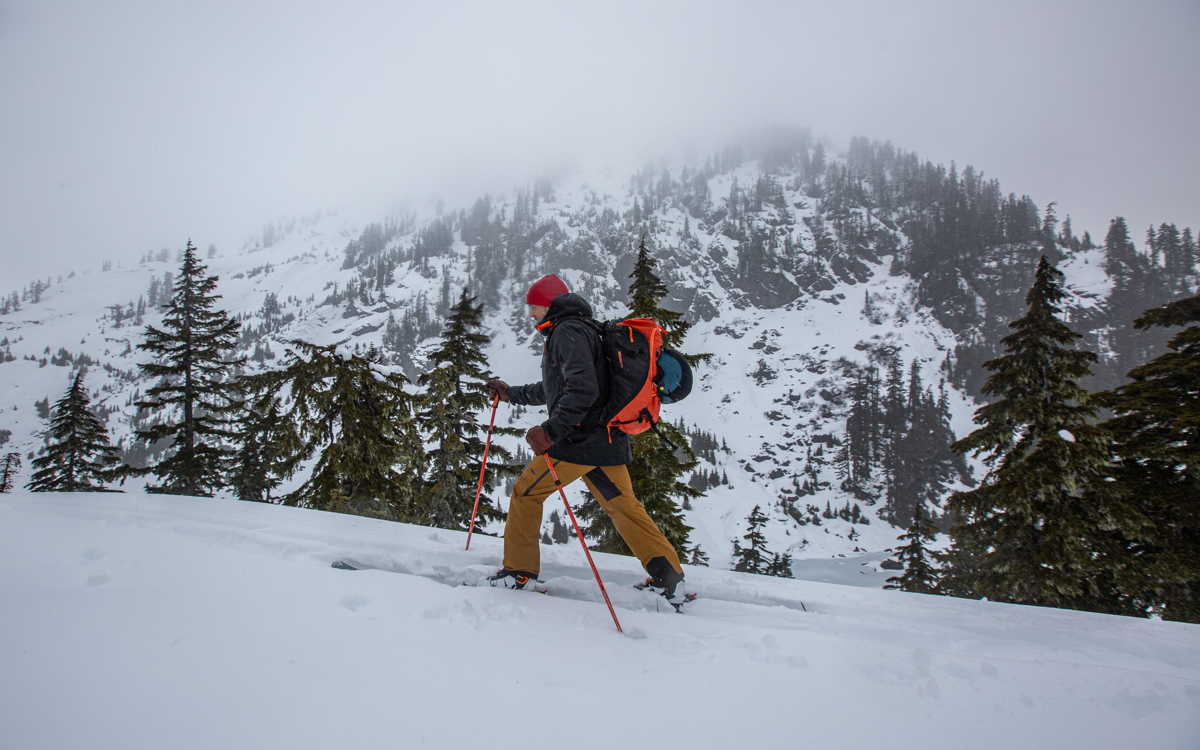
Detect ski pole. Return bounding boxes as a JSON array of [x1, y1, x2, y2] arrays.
[[465, 394, 501, 551], [545, 458, 623, 634]]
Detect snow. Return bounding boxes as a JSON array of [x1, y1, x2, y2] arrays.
[[1058, 429, 1076, 443], [3, 490, 1198, 750], [1060, 246, 1113, 304]]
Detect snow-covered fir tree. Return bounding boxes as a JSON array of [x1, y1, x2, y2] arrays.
[[413, 288, 520, 530], [942, 257, 1111, 611], [27, 372, 122, 492], [134, 241, 243, 495]]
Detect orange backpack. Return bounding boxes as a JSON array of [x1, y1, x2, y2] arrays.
[[586, 317, 693, 444]]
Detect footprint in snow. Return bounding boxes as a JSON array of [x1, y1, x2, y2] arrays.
[[340, 595, 371, 612], [658, 637, 701, 656], [86, 571, 110, 587], [421, 599, 523, 627], [919, 678, 941, 699], [912, 648, 932, 678], [81, 548, 107, 565], [420, 604, 451, 620], [742, 640, 771, 664]]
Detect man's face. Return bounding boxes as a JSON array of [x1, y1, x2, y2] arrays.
[[529, 304, 549, 323]]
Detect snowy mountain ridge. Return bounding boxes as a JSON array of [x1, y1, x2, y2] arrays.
[[1, 134, 1190, 572]]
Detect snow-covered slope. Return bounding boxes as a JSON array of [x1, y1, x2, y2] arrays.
[[1, 490, 1196, 750], [0, 203, 959, 566], [0, 142, 1188, 570]]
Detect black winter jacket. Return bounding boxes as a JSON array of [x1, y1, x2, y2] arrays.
[[507, 293, 631, 466]]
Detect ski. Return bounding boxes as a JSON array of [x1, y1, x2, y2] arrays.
[[330, 559, 695, 612], [463, 578, 548, 595], [331, 560, 548, 591], [633, 578, 698, 612], [326, 559, 812, 614]]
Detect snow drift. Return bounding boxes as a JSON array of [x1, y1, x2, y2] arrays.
[[2, 490, 1197, 749]]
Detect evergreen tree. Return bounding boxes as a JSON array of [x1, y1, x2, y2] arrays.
[[1, 452, 22, 493], [1182, 229, 1198, 289], [686, 543, 710, 566], [942, 257, 1111, 611], [882, 361, 962, 527], [229, 397, 296, 503], [245, 341, 423, 518], [732, 505, 771, 574], [27, 372, 122, 492], [1157, 223, 1185, 284], [767, 551, 795, 578], [147, 275, 161, 308], [1102, 216, 1177, 383], [884, 505, 940, 593], [1039, 202, 1064, 265], [413, 289, 520, 530], [1092, 294, 1200, 622], [135, 241, 243, 495], [547, 509, 569, 544], [843, 367, 876, 488], [881, 356, 906, 501], [577, 236, 701, 555]]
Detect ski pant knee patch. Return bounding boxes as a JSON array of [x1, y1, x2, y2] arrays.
[[585, 467, 622, 502]]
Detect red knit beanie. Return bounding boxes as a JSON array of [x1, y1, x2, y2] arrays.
[[525, 274, 569, 307]]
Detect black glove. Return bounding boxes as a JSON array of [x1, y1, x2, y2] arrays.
[[525, 425, 554, 456], [486, 380, 509, 402]]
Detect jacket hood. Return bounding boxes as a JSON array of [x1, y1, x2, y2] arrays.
[[537, 292, 592, 334]]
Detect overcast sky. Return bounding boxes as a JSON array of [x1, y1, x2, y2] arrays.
[[2, 0, 1197, 284]]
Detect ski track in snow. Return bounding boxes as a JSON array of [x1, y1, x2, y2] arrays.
[[2, 490, 1198, 750]]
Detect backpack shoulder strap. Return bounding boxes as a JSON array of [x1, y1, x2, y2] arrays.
[[576, 316, 606, 336], [557, 316, 610, 432]]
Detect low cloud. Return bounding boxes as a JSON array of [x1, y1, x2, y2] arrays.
[[1, 0, 1197, 282]]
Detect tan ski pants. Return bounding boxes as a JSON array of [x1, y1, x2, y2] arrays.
[[502, 455, 682, 577]]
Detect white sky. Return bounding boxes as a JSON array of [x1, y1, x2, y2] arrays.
[[1, 0, 1197, 284]]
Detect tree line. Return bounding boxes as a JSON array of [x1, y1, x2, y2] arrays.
[[886, 248, 1199, 624], [6, 238, 707, 564], [840, 355, 972, 529]]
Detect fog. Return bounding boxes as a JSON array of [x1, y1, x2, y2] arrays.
[[2, 0, 1197, 284]]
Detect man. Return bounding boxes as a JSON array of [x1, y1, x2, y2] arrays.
[[485, 273, 686, 602]]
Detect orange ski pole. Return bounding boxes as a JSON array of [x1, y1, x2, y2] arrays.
[[465, 394, 500, 551], [545, 458, 623, 634]]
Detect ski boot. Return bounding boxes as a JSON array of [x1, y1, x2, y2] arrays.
[[487, 568, 543, 591], [635, 557, 696, 612]]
